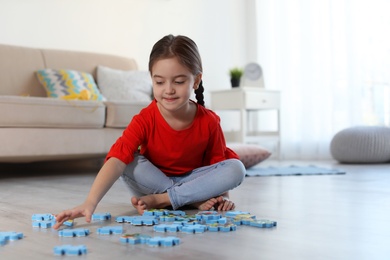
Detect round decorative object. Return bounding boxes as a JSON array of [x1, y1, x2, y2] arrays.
[[330, 126, 390, 163], [244, 63, 262, 81]]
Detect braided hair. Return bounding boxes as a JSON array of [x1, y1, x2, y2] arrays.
[[149, 34, 205, 107]]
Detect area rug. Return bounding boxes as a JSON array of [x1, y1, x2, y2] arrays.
[[245, 165, 346, 177]]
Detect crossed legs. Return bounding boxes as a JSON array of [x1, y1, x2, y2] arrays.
[[121, 155, 245, 214]]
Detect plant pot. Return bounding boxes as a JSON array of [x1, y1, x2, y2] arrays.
[[230, 78, 240, 88]]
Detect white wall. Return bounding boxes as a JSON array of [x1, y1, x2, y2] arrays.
[[0, 0, 257, 102]]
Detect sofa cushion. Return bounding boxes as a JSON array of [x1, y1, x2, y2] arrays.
[[0, 96, 105, 128], [36, 69, 106, 101], [228, 143, 271, 168], [104, 101, 150, 128], [97, 66, 153, 102]]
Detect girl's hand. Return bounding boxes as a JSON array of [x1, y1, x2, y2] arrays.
[[53, 202, 96, 230], [216, 196, 235, 211]]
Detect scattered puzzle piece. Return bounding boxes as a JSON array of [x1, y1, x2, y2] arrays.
[[249, 219, 277, 228], [32, 220, 56, 228], [97, 226, 123, 235], [120, 233, 151, 244], [225, 211, 251, 218], [143, 209, 169, 216], [32, 213, 55, 221], [130, 216, 159, 226], [116, 216, 134, 223], [53, 245, 87, 256], [208, 223, 237, 232], [153, 224, 183, 233], [147, 236, 180, 247], [92, 212, 111, 221], [205, 217, 227, 225], [58, 228, 90, 237], [0, 232, 23, 246], [182, 224, 207, 234], [196, 211, 222, 222]]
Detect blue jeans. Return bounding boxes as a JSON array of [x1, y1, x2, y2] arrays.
[[121, 154, 246, 210]]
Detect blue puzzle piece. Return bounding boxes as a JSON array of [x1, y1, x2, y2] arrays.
[[97, 226, 123, 235], [205, 217, 227, 224], [153, 224, 183, 233], [168, 210, 186, 216], [143, 209, 169, 216], [130, 216, 159, 226], [53, 245, 87, 256], [196, 211, 222, 221], [116, 216, 134, 223], [0, 232, 23, 246], [32, 213, 55, 221], [208, 223, 237, 232], [120, 233, 151, 244], [182, 224, 207, 234], [147, 236, 180, 247], [249, 219, 277, 228], [0, 232, 24, 241], [232, 214, 257, 225], [92, 212, 111, 221], [159, 214, 180, 222], [58, 228, 90, 237], [32, 220, 56, 228], [225, 211, 251, 218]]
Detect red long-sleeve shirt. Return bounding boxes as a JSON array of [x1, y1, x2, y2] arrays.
[[106, 100, 238, 176]]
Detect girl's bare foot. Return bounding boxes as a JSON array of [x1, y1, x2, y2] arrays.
[[131, 193, 171, 215], [191, 197, 219, 211]]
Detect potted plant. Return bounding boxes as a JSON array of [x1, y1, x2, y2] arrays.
[[229, 67, 243, 88]]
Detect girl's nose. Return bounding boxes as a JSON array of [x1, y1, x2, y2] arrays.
[[166, 83, 175, 94]]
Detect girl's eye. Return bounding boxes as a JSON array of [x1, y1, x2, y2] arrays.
[[155, 81, 164, 85], [175, 81, 184, 84]]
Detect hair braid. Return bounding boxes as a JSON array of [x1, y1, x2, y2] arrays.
[[195, 80, 205, 107]]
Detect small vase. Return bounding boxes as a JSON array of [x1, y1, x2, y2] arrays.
[[230, 78, 240, 88]]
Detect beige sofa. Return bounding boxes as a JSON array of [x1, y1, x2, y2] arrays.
[[0, 43, 149, 163]]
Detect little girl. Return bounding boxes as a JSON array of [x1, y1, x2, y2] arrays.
[[54, 34, 246, 229]]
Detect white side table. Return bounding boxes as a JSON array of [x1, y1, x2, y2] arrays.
[[210, 87, 281, 155]]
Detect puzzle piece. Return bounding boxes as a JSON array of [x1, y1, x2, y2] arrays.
[[120, 233, 151, 244], [92, 212, 111, 221], [232, 214, 257, 225], [182, 224, 207, 234], [130, 216, 159, 226], [153, 224, 183, 233], [159, 214, 180, 222], [147, 236, 180, 247], [58, 228, 90, 237], [143, 209, 169, 216], [97, 226, 123, 235], [0, 232, 23, 246], [249, 219, 277, 228], [225, 211, 251, 218], [196, 211, 222, 222], [167, 210, 186, 216], [32, 220, 56, 228], [205, 217, 227, 225], [116, 216, 134, 223], [53, 245, 87, 256], [207, 223, 237, 232], [32, 213, 56, 221]]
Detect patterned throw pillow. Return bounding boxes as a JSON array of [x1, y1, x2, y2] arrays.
[[36, 69, 106, 101]]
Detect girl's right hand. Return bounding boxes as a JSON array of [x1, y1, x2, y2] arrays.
[[53, 202, 96, 230]]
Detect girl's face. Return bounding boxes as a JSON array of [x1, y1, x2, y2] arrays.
[[151, 57, 201, 113]]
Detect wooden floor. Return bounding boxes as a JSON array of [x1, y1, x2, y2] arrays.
[[0, 159, 389, 260]]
